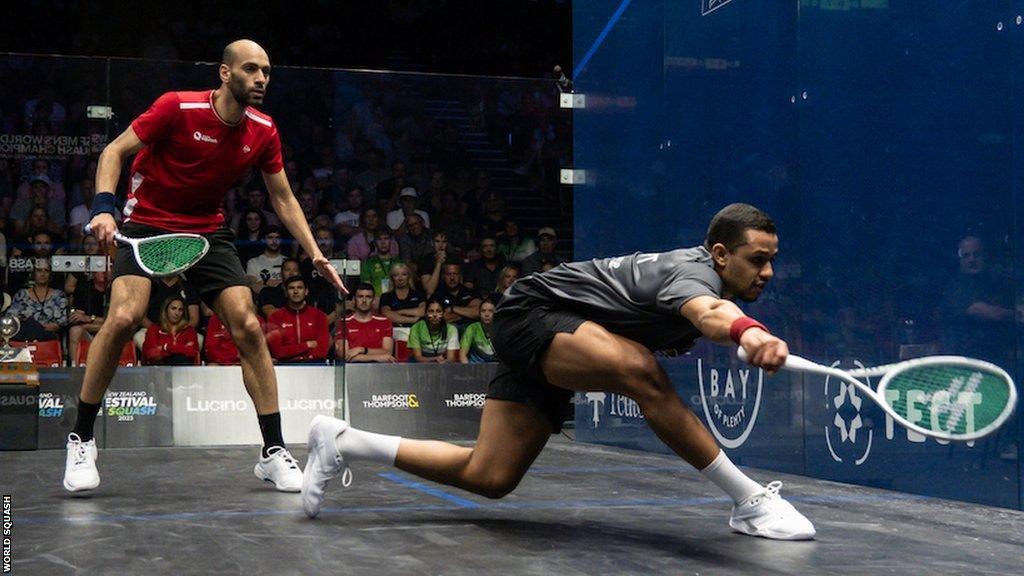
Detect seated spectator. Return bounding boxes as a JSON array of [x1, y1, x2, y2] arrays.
[[234, 208, 269, 266], [15, 159, 65, 205], [68, 270, 109, 360], [333, 185, 368, 238], [298, 188, 323, 228], [433, 189, 474, 254], [432, 262, 482, 330], [134, 275, 201, 352], [298, 226, 344, 261], [519, 227, 563, 276], [375, 160, 410, 213], [142, 297, 200, 365], [380, 262, 426, 327], [204, 312, 266, 366], [8, 230, 63, 292], [497, 219, 537, 264], [245, 226, 285, 293], [67, 178, 121, 241], [345, 207, 399, 261], [476, 189, 508, 240], [63, 233, 102, 296], [230, 188, 279, 230], [11, 175, 65, 236], [336, 283, 396, 363], [398, 214, 432, 264], [460, 298, 497, 363], [258, 258, 301, 318], [408, 297, 460, 363], [463, 235, 504, 294], [265, 276, 330, 364], [22, 206, 65, 242], [417, 230, 457, 296], [7, 260, 68, 341], [386, 187, 430, 233], [361, 229, 401, 298], [492, 264, 520, 304]]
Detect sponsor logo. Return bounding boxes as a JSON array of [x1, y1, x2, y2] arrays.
[[0, 394, 36, 407], [185, 396, 343, 412], [38, 392, 65, 418], [824, 360, 873, 466], [582, 392, 643, 427], [242, 145, 251, 154], [444, 393, 486, 408], [702, 0, 736, 16], [584, 392, 606, 427], [193, 131, 218, 144], [362, 393, 419, 410], [697, 358, 764, 449], [105, 391, 157, 421]]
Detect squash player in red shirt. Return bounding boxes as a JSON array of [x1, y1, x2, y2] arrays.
[[63, 39, 347, 494]]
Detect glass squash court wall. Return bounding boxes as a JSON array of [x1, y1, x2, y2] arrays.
[[572, 1, 1023, 510]]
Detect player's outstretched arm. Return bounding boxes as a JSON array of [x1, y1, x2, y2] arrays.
[[680, 296, 788, 372], [263, 169, 348, 295], [90, 127, 146, 248]]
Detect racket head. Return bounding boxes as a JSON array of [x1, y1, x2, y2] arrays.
[[129, 232, 210, 277], [876, 356, 1017, 441]]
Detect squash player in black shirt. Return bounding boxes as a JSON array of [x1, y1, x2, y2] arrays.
[[302, 203, 815, 540]]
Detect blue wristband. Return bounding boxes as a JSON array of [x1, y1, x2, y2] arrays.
[[90, 192, 117, 218]]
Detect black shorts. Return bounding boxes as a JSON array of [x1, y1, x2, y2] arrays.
[[487, 304, 587, 432], [112, 221, 249, 307]]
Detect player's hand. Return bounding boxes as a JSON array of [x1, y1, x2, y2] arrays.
[[88, 213, 118, 250], [739, 329, 789, 374], [313, 255, 348, 295]]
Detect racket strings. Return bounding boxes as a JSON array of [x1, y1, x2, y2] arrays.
[[886, 366, 1010, 435], [136, 236, 208, 275]]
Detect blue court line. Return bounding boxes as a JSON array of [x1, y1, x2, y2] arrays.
[[16, 492, 928, 527], [573, 0, 634, 80], [378, 471, 482, 508]]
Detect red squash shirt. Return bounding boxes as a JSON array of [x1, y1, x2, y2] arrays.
[[266, 304, 330, 362], [337, 314, 393, 350], [126, 90, 284, 233], [142, 324, 200, 364], [203, 313, 266, 365]]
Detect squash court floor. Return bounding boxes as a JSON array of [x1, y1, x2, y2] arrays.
[[2, 436, 1022, 575]]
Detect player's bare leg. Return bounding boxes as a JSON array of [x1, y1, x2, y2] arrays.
[[303, 399, 552, 516], [213, 285, 301, 491], [65, 275, 151, 492], [79, 275, 151, 403], [540, 320, 814, 540], [212, 286, 279, 414], [541, 321, 721, 469], [395, 399, 553, 497]]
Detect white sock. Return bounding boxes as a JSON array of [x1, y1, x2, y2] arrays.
[[335, 425, 402, 465], [699, 450, 763, 504]]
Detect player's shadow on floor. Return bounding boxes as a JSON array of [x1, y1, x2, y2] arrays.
[[334, 516, 816, 570]]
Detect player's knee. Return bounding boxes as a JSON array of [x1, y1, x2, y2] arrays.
[[620, 353, 672, 403], [106, 308, 142, 336], [231, 315, 265, 350], [477, 474, 521, 499]]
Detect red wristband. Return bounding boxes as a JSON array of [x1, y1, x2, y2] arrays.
[[730, 317, 768, 344]]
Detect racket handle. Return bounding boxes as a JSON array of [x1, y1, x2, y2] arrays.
[[84, 223, 92, 235], [737, 346, 825, 374]]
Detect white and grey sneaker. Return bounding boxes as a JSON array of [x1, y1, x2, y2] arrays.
[[254, 446, 304, 492], [729, 481, 816, 540], [63, 433, 99, 492], [302, 415, 353, 518]]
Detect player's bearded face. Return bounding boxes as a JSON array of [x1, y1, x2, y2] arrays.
[[717, 230, 778, 302]]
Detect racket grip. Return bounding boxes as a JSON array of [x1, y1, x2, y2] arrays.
[[84, 223, 92, 235], [737, 346, 820, 373]]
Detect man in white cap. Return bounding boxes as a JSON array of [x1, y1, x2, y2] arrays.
[[520, 227, 564, 276], [387, 186, 431, 233]]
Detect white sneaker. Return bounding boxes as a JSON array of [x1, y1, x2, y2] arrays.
[[63, 433, 99, 492], [302, 415, 353, 518], [254, 446, 304, 492], [729, 481, 816, 540]]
